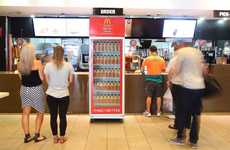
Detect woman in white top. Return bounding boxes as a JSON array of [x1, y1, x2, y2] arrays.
[[44, 46, 74, 144]]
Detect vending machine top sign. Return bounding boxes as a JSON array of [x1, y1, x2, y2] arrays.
[[89, 17, 125, 37], [93, 8, 123, 16]]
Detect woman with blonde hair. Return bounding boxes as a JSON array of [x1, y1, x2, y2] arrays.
[[44, 46, 74, 144], [18, 44, 46, 143]]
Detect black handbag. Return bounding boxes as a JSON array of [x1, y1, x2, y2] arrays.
[[203, 74, 222, 98]]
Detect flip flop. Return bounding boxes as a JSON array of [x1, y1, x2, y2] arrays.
[[24, 134, 34, 143], [34, 133, 47, 143]]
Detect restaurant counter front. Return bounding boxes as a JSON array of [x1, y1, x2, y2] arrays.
[[0, 64, 230, 113]]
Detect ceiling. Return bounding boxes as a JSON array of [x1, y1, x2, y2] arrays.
[[1, 0, 229, 18], [0, 6, 213, 18]]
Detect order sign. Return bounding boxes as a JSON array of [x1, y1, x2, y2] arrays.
[[90, 17, 125, 37]]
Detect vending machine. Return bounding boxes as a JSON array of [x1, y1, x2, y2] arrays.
[[89, 16, 125, 119]]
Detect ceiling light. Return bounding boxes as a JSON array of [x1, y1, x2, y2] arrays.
[[197, 17, 205, 24], [217, 19, 225, 24]]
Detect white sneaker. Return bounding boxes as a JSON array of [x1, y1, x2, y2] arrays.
[[157, 112, 161, 117], [142, 110, 148, 115], [169, 138, 185, 145], [190, 142, 199, 149], [143, 111, 151, 117]]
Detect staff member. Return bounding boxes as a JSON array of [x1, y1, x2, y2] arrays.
[[142, 46, 166, 117]]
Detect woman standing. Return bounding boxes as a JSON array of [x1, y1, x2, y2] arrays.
[[44, 46, 74, 144], [18, 44, 46, 143]]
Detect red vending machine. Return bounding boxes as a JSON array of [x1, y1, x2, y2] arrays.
[[89, 16, 125, 119]]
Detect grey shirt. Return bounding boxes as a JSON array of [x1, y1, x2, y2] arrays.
[[171, 47, 205, 89]]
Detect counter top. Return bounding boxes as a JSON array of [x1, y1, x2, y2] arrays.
[[0, 71, 168, 76], [0, 71, 89, 75], [0, 92, 10, 99], [73, 72, 89, 75], [125, 72, 168, 75], [125, 72, 142, 75], [0, 71, 18, 74]]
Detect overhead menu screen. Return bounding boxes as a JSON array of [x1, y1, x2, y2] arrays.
[[33, 18, 89, 37], [66, 19, 89, 36], [163, 19, 197, 38]]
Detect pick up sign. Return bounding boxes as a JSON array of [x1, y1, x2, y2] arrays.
[[214, 10, 230, 18]]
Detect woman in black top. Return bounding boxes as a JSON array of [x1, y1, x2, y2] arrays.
[[18, 44, 46, 143]]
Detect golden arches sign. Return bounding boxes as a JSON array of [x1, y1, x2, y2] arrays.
[[104, 18, 111, 25]]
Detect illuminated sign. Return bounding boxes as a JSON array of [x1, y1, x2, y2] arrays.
[[214, 10, 230, 18], [93, 8, 123, 16], [104, 18, 111, 25], [90, 17, 125, 36]]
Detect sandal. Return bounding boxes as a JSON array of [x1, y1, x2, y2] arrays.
[[53, 136, 59, 144], [59, 137, 67, 144], [24, 134, 34, 143], [168, 124, 177, 130], [34, 133, 47, 143]]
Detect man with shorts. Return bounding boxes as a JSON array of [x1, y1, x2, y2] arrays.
[[142, 46, 166, 117]]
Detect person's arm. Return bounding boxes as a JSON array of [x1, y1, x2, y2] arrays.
[[161, 59, 166, 72], [37, 60, 44, 81], [16, 62, 21, 79], [198, 49, 209, 75], [168, 54, 183, 80], [141, 59, 146, 73], [68, 63, 74, 84], [165, 57, 174, 73], [43, 64, 49, 84]]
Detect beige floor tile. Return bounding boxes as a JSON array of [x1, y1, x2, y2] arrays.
[[1, 114, 230, 150]]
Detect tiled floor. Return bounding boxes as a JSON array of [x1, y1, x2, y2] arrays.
[[0, 114, 230, 150]]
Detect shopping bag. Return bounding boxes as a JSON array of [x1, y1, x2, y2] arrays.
[[163, 87, 173, 112], [203, 74, 222, 98]]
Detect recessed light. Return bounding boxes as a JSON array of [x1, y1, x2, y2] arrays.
[[217, 19, 225, 24], [198, 17, 205, 21], [197, 17, 205, 24]]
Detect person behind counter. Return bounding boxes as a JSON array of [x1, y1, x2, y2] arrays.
[[44, 46, 74, 144], [142, 46, 166, 117], [17, 44, 46, 143]]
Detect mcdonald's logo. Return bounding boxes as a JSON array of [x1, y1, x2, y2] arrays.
[[104, 18, 111, 25]]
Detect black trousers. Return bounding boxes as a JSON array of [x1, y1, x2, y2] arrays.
[[176, 86, 203, 144], [171, 84, 191, 129], [47, 95, 70, 136], [171, 84, 180, 128]]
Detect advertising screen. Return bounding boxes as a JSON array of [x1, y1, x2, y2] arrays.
[[163, 19, 196, 38], [66, 19, 89, 36], [131, 18, 163, 38]]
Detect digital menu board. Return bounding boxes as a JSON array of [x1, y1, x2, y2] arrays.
[[33, 18, 89, 37]]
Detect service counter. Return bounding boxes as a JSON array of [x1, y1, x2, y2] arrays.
[[0, 64, 230, 113]]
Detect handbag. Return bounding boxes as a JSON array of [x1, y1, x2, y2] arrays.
[[163, 87, 173, 112], [203, 74, 222, 98]]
